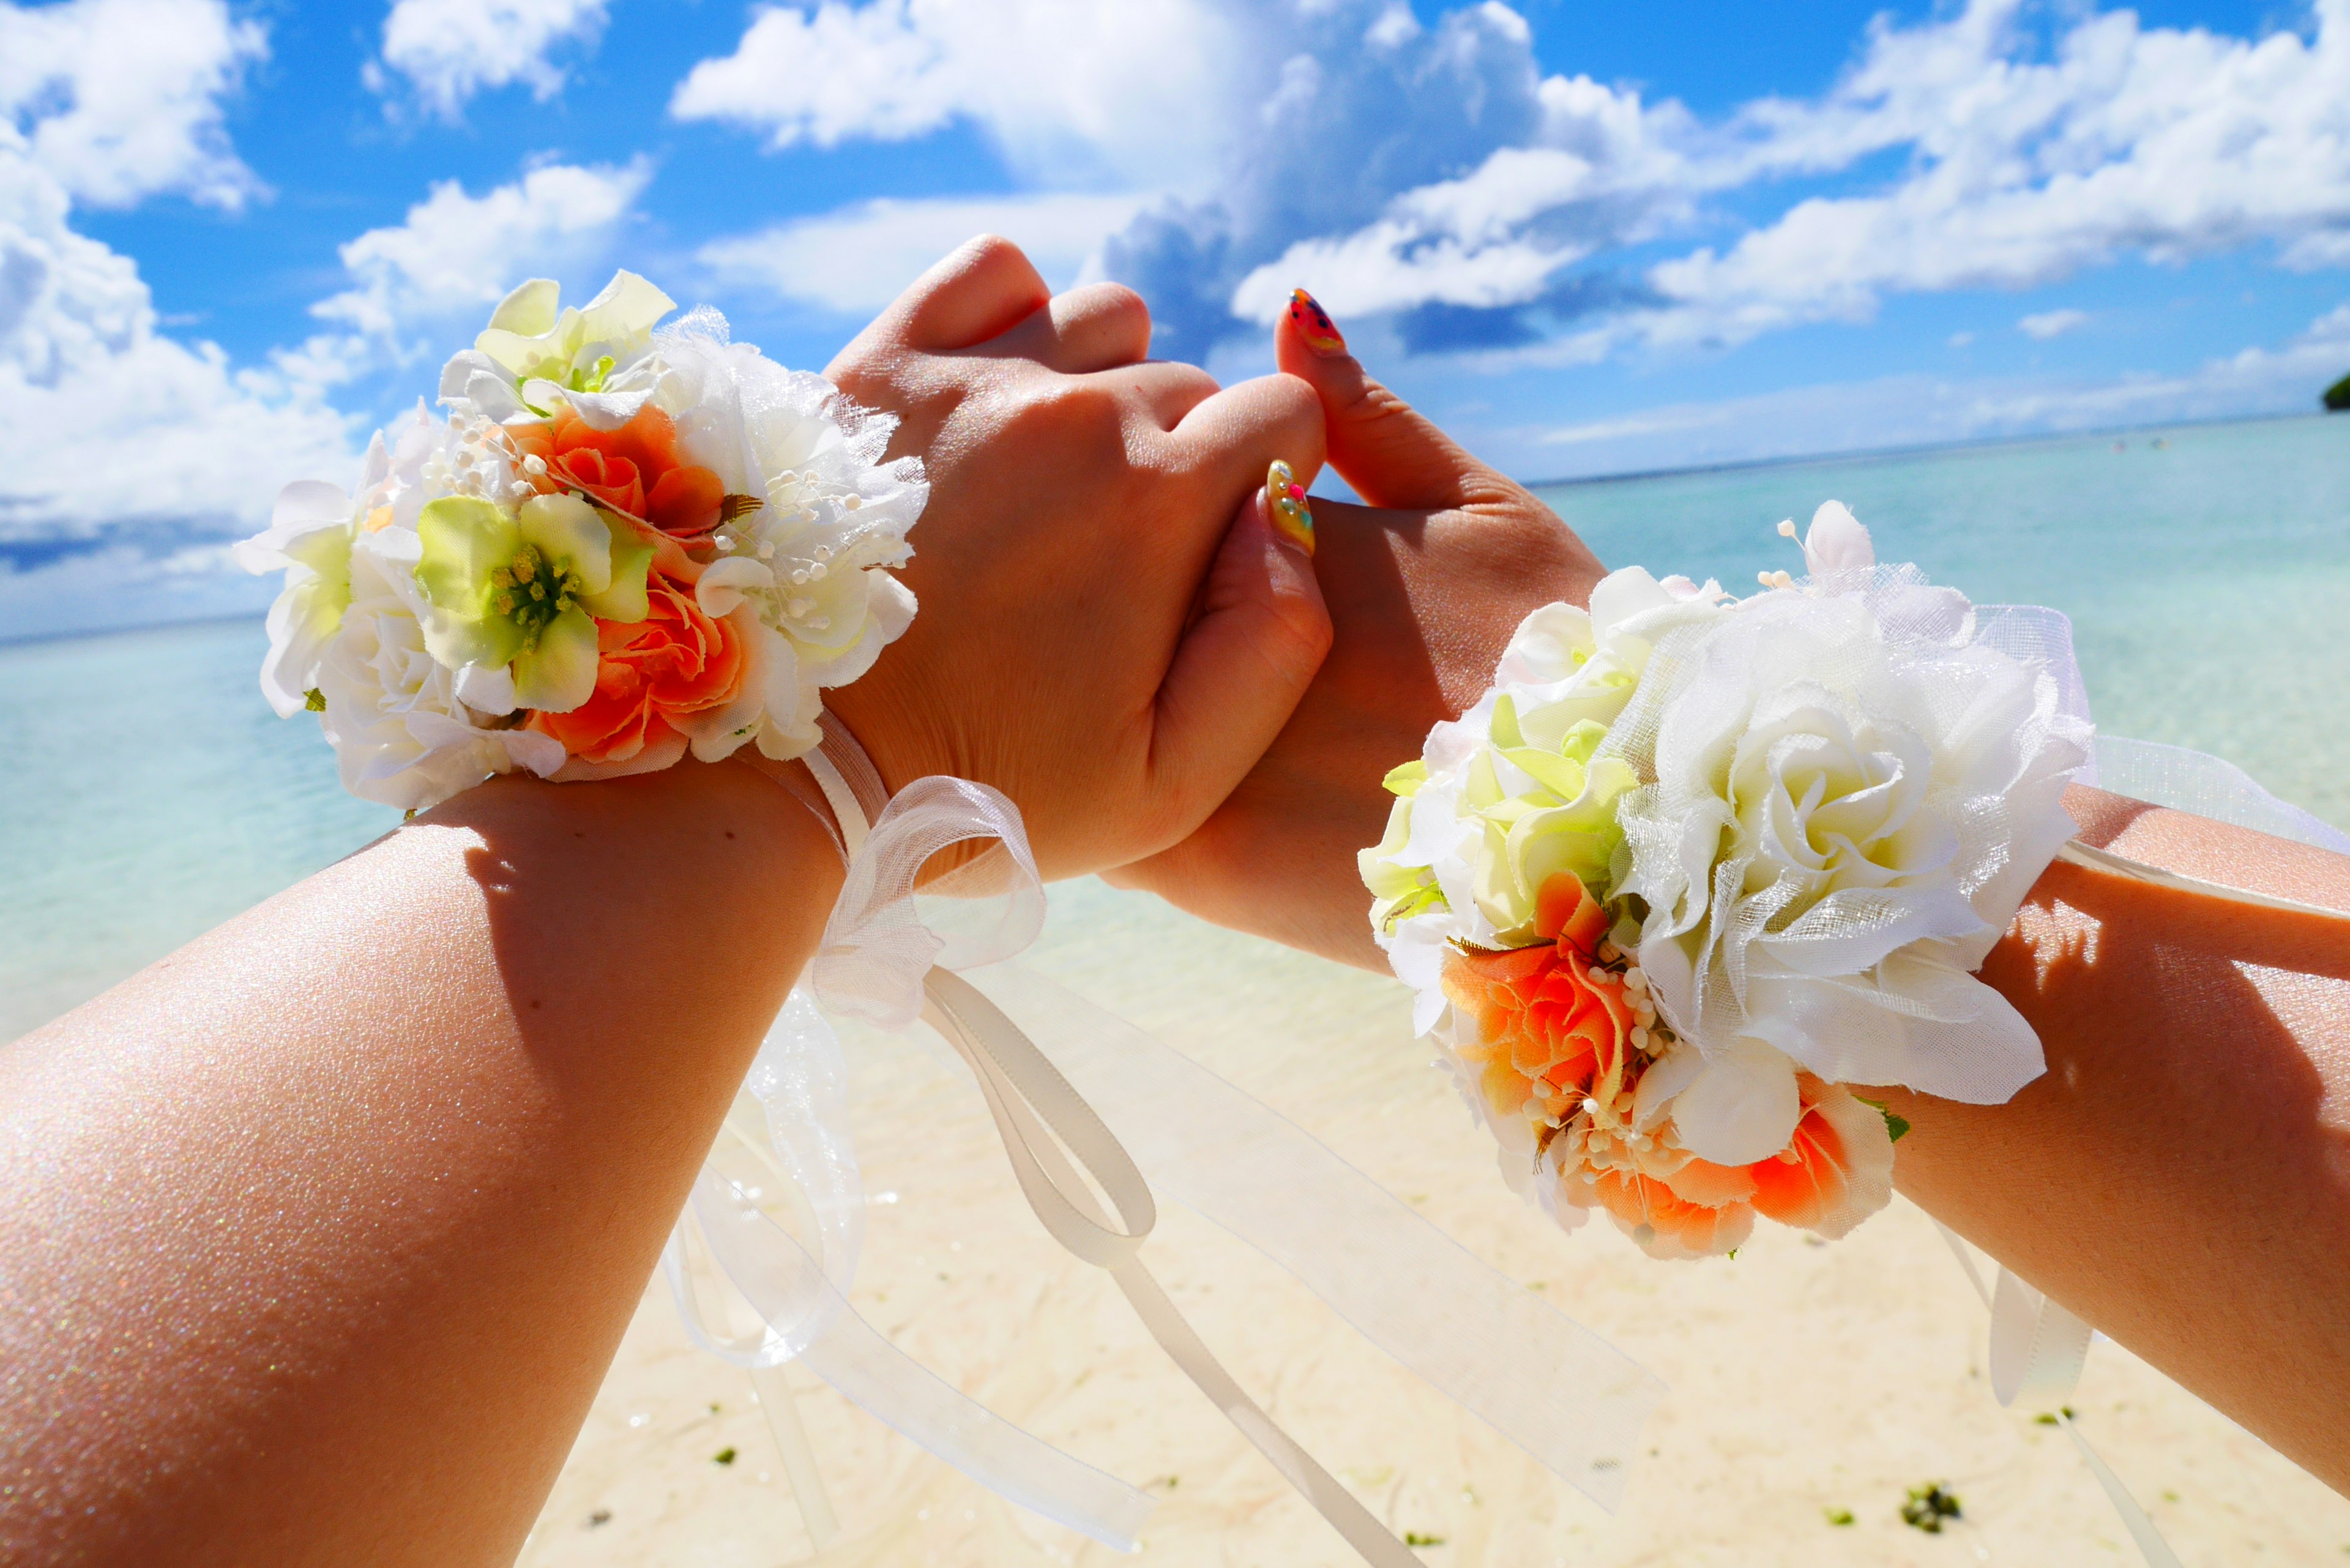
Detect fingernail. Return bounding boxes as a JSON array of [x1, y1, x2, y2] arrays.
[[1287, 288, 1346, 357], [1266, 460, 1315, 556]]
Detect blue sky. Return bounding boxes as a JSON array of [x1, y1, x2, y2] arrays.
[[5, 0, 2349, 636]]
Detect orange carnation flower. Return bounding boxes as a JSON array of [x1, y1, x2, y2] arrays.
[[1442, 873, 1632, 1116], [512, 403, 726, 544], [531, 572, 747, 767], [1433, 870, 1897, 1256], [1557, 1073, 1895, 1259]]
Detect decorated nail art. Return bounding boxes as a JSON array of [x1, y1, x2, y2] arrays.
[[1288, 288, 1346, 356], [1266, 460, 1315, 556]]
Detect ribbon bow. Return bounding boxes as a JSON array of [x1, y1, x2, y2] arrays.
[[667, 725, 1666, 1559]]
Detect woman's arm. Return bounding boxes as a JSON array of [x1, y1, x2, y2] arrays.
[[0, 236, 1334, 1567], [1885, 790, 2350, 1493], [1114, 299, 2350, 1495], [0, 761, 837, 1566]]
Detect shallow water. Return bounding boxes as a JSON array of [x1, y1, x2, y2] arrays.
[[4, 412, 2344, 1040], [7, 417, 2350, 1563]]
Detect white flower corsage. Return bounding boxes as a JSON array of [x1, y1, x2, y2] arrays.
[[1360, 504, 2092, 1258], [241, 272, 925, 812]]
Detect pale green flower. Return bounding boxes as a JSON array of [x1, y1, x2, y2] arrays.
[[412, 492, 652, 714], [1359, 763, 1449, 931], [469, 271, 676, 418], [1461, 698, 1636, 943]]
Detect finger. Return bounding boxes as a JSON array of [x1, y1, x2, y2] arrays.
[[1168, 371, 1326, 501], [1102, 357, 1222, 430], [884, 234, 1053, 353], [1143, 483, 1332, 853], [1274, 287, 1510, 512], [982, 282, 1154, 373]]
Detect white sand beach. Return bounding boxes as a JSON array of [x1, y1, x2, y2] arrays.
[[518, 879, 2350, 1568]]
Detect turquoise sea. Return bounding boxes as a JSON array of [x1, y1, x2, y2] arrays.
[[4, 413, 2346, 1042]]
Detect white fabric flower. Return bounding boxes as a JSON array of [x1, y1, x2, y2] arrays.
[[1611, 561, 2089, 1162], [237, 479, 360, 718], [315, 531, 565, 811], [654, 315, 926, 759]]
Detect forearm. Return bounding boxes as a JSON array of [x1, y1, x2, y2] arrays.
[[1882, 786, 2350, 1492], [1166, 499, 2350, 1486], [0, 759, 838, 1567]]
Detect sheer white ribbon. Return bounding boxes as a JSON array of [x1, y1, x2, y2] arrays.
[[669, 722, 1662, 1561]]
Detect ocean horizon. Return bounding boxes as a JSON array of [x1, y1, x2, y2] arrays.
[[4, 409, 2345, 1042]]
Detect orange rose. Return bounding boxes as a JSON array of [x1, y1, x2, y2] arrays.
[[531, 572, 747, 766], [1745, 1076, 1895, 1239], [1578, 1168, 1756, 1260], [512, 403, 726, 544], [1442, 873, 1632, 1094], [1555, 1072, 1895, 1258]]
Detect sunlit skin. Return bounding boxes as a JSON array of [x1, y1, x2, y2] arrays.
[[1112, 301, 2350, 1495], [0, 238, 1334, 1568]]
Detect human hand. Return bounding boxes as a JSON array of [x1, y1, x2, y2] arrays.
[[816, 239, 1331, 880], [1105, 291, 1606, 965]]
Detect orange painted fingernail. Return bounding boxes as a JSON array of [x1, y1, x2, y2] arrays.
[[1266, 459, 1315, 556], [1288, 288, 1346, 357]]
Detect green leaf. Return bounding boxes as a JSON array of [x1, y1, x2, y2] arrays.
[[1824, 1508, 1855, 1527], [1854, 1095, 1911, 1144], [1404, 1533, 1446, 1547]]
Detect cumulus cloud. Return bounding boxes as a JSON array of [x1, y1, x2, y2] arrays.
[[0, 0, 349, 622], [1639, 0, 2350, 346], [2019, 308, 2091, 340], [0, 127, 352, 627], [671, 0, 1239, 189], [1223, 0, 2350, 359], [371, 0, 611, 118], [277, 158, 652, 391], [699, 190, 1147, 315], [681, 0, 2350, 367], [0, 0, 267, 209]]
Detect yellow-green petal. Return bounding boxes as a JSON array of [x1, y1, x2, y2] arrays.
[[512, 606, 602, 713], [515, 493, 613, 593], [415, 496, 525, 670], [1381, 759, 1428, 797], [580, 529, 653, 624], [487, 277, 561, 337]]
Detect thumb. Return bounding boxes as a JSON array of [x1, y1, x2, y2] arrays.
[[1146, 471, 1332, 850], [1275, 288, 1511, 513]]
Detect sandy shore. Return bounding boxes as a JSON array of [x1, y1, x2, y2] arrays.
[[520, 879, 2350, 1567]]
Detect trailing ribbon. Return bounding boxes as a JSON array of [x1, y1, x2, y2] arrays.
[[673, 720, 1662, 1561]]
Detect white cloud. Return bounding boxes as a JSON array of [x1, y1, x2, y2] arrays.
[[2019, 308, 2090, 340], [671, 0, 1239, 189], [0, 129, 352, 622], [373, 0, 610, 118], [699, 190, 1148, 315], [1641, 0, 2350, 345], [1499, 299, 2350, 480], [1069, 0, 2350, 362], [280, 159, 652, 390], [0, 0, 267, 209]]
